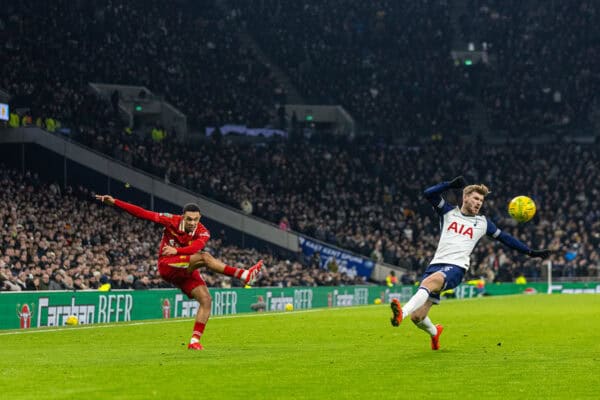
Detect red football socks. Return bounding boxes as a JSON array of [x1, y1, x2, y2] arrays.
[[223, 265, 244, 279], [192, 321, 206, 340]]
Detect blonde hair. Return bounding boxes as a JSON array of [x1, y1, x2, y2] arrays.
[[463, 184, 491, 197]]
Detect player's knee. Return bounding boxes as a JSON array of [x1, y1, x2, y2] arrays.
[[200, 252, 215, 264], [191, 252, 208, 266], [423, 273, 445, 292]]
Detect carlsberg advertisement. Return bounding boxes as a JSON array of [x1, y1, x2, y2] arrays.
[[3, 282, 598, 330], [1, 286, 393, 330]]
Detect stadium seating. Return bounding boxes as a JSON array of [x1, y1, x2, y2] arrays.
[[2, 1, 599, 285], [458, 0, 599, 135], [1, 0, 280, 132], [0, 168, 366, 292], [228, 0, 472, 137]]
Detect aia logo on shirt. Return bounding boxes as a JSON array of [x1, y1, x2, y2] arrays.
[[447, 221, 473, 239]]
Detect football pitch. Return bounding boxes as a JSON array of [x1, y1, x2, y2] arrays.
[[1, 294, 599, 399]]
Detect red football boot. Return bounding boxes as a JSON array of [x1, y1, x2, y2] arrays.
[[390, 298, 403, 327], [188, 342, 204, 351], [431, 324, 444, 350], [244, 260, 263, 285]]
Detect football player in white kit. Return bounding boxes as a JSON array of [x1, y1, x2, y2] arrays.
[[390, 176, 550, 350]]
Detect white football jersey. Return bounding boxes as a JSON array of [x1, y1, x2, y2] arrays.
[[429, 202, 497, 270]]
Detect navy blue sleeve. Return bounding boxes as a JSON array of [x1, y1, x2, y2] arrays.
[[486, 218, 532, 255], [423, 182, 454, 214]]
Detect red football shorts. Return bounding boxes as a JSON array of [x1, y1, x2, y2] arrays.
[[158, 255, 206, 298]]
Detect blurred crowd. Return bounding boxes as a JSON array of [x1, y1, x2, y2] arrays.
[[230, 0, 471, 138], [1, 0, 281, 132], [3, 0, 599, 138], [0, 168, 366, 292], [2, 0, 599, 289], [459, 0, 600, 134], [73, 130, 600, 283]]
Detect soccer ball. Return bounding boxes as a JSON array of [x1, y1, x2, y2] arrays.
[[285, 303, 294, 312], [65, 315, 79, 326], [374, 298, 382, 305], [508, 196, 536, 223]]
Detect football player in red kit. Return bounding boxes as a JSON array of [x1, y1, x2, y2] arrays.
[[95, 194, 263, 350]]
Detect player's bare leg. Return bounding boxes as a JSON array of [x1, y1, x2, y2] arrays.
[[411, 302, 444, 350], [391, 272, 444, 327], [187, 252, 263, 285], [188, 285, 211, 350], [403, 272, 444, 318]]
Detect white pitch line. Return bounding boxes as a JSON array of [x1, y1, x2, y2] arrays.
[[0, 305, 370, 336]]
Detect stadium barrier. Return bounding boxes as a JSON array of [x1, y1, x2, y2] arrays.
[[2, 286, 390, 330], [2, 282, 599, 330]]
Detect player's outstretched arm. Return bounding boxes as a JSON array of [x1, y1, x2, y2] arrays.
[[423, 176, 465, 212], [95, 194, 161, 223], [486, 218, 530, 254], [486, 219, 551, 258]]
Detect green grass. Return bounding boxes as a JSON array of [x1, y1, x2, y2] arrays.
[[1, 294, 599, 399]]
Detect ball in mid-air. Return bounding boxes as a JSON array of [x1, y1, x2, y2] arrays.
[[285, 303, 294, 312], [508, 196, 536, 223], [65, 315, 79, 326], [374, 298, 382, 305]]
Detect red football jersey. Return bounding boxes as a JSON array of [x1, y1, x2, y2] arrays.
[[114, 199, 210, 259]]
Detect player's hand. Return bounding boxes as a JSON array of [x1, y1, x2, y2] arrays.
[[95, 194, 115, 205], [448, 176, 466, 189], [530, 249, 551, 258], [162, 246, 178, 256]]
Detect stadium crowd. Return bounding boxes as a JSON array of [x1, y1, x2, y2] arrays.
[[4, 0, 599, 138], [229, 0, 472, 137], [81, 132, 600, 283], [2, 0, 599, 288], [0, 167, 366, 292], [459, 0, 600, 135], [1, 0, 281, 133]]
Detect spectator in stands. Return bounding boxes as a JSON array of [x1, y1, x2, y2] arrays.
[[133, 276, 151, 290], [48, 272, 64, 291]]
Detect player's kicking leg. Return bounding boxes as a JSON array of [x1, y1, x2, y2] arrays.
[[187, 252, 263, 285], [390, 272, 445, 328]]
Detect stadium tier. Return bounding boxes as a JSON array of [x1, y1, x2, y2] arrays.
[[0, 168, 366, 292], [1, 1, 599, 288]]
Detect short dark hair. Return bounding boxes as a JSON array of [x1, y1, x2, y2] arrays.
[[182, 203, 201, 213]]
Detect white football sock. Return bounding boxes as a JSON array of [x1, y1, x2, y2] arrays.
[[414, 316, 438, 336], [241, 270, 248, 281], [401, 287, 430, 319]]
